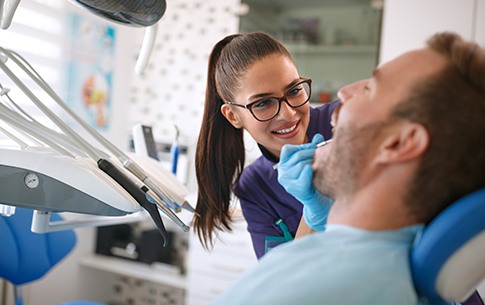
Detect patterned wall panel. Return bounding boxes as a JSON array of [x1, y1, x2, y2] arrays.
[[127, 0, 241, 189]]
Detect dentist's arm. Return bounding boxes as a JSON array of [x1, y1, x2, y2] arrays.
[[295, 217, 316, 238], [277, 134, 334, 232]]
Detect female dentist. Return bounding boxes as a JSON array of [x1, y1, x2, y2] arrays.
[[193, 31, 337, 258]]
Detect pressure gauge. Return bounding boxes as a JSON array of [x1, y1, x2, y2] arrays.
[[24, 172, 39, 189]]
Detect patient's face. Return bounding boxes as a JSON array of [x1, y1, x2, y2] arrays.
[[313, 48, 446, 199]]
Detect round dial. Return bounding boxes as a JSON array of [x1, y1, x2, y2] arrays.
[[24, 172, 39, 189]]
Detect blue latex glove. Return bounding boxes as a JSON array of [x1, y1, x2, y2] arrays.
[[277, 133, 334, 231]]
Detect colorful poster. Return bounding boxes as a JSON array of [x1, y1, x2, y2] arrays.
[[64, 11, 116, 129]]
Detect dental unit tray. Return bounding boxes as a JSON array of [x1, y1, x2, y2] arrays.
[[0, 47, 191, 246], [0, 148, 139, 216]]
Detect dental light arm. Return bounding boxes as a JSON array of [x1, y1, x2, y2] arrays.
[[0, 0, 20, 29], [134, 24, 158, 75]]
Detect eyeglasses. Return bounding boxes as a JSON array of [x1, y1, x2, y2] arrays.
[[226, 78, 312, 122]]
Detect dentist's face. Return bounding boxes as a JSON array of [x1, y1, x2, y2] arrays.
[[312, 48, 445, 199], [220, 54, 310, 158]]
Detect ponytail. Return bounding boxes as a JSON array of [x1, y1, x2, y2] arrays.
[[194, 35, 245, 249], [193, 32, 293, 249]]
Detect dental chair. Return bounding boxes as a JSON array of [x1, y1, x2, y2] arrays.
[[412, 187, 485, 305], [0, 208, 105, 305]]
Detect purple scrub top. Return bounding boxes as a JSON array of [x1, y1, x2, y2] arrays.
[[235, 101, 339, 259]]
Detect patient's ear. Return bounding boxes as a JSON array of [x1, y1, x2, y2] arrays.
[[220, 104, 243, 129], [376, 123, 429, 163]]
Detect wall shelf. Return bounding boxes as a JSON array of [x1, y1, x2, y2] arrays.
[[285, 44, 378, 55], [79, 254, 187, 289]]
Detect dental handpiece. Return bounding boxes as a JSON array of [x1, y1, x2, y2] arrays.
[[273, 139, 333, 170], [316, 139, 333, 148]]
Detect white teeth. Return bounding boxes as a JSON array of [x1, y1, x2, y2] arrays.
[[275, 124, 296, 134]]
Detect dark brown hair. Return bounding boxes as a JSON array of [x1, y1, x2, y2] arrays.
[[391, 32, 485, 223], [193, 32, 292, 249]]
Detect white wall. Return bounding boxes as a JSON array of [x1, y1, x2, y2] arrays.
[[379, 0, 482, 64], [477, 0, 485, 46]]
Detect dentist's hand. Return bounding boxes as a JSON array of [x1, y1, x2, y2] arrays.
[[277, 134, 334, 231]]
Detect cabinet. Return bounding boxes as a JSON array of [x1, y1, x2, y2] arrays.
[[185, 216, 258, 305], [240, 0, 382, 102], [286, 44, 378, 55], [79, 255, 187, 305], [77, 209, 257, 305]]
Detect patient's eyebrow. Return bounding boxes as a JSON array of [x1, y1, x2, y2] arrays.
[[372, 68, 379, 77], [372, 68, 379, 80]]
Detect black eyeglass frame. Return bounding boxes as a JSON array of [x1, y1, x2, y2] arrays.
[[226, 78, 312, 122]]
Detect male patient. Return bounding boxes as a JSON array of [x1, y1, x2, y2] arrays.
[[211, 32, 485, 305]]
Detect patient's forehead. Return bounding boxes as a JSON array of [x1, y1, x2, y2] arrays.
[[378, 48, 447, 90], [367, 48, 447, 113]]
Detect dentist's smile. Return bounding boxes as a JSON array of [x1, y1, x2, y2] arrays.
[[272, 120, 300, 137]]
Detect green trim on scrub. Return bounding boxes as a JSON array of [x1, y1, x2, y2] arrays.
[[264, 218, 294, 254]]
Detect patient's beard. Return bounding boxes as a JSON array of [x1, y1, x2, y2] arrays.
[[314, 120, 389, 201]]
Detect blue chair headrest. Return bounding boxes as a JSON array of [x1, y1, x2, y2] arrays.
[[411, 187, 485, 305], [0, 208, 76, 285]]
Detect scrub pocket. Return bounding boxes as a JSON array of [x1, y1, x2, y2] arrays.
[[264, 218, 293, 253]]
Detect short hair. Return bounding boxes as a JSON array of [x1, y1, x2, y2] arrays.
[[391, 32, 485, 223]]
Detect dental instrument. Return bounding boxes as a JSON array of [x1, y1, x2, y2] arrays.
[[0, 0, 197, 246], [0, 113, 147, 231], [132, 123, 161, 161], [0, 48, 191, 245], [272, 139, 333, 170], [316, 138, 333, 148], [0, 47, 191, 228], [167, 125, 197, 213], [171, 125, 180, 175]]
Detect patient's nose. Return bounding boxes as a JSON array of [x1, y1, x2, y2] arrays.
[[337, 86, 351, 104], [337, 80, 364, 103]]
